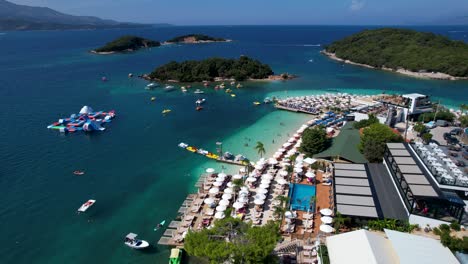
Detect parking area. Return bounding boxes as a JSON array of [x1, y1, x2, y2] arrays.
[[430, 126, 454, 146]]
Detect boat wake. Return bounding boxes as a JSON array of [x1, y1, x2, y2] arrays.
[[302, 44, 321, 47]]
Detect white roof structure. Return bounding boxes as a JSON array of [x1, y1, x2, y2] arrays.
[[79, 105, 94, 114], [327, 230, 398, 264], [384, 229, 459, 264], [402, 93, 426, 100], [327, 229, 458, 264]]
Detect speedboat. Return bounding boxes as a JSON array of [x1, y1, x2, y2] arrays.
[[169, 248, 183, 264], [194, 89, 204, 94], [162, 109, 171, 114], [236, 83, 243, 88], [77, 199, 96, 213], [178, 142, 188, 148], [253, 102, 261, 106], [124, 233, 150, 249], [181, 87, 187, 93], [73, 170, 85, 175], [195, 99, 206, 105], [151, 97, 156, 101], [196, 106, 203, 111], [164, 85, 176, 92], [231, 94, 236, 97], [146, 83, 159, 89], [223, 152, 234, 160], [264, 97, 272, 104]]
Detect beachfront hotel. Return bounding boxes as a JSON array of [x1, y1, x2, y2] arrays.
[[161, 93, 466, 263]]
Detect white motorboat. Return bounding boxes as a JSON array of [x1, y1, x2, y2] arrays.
[[181, 86, 188, 93], [194, 89, 204, 94], [195, 98, 206, 105], [77, 199, 96, 213], [164, 85, 176, 92], [146, 83, 159, 89], [178, 142, 188, 148], [124, 233, 150, 249]]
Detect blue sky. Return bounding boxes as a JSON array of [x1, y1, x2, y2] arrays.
[[10, 0, 468, 25]]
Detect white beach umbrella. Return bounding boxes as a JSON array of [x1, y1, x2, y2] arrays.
[[216, 205, 227, 212], [213, 181, 223, 187], [233, 174, 243, 180], [295, 163, 303, 168], [233, 202, 245, 209], [257, 188, 268, 194], [293, 133, 300, 138], [261, 178, 271, 184], [269, 158, 278, 165], [284, 211, 294, 218], [255, 164, 264, 170], [283, 143, 292, 148], [280, 170, 289, 177], [238, 196, 249, 203], [305, 172, 316, 178], [254, 194, 266, 200], [320, 208, 333, 216], [288, 138, 296, 143], [241, 186, 249, 191], [219, 199, 230, 206], [224, 188, 234, 194], [260, 183, 270, 189], [239, 167, 246, 173], [216, 177, 225, 183], [214, 211, 226, 219], [222, 193, 232, 200], [246, 177, 257, 182], [262, 174, 273, 180], [209, 187, 220, 194], [294, 168, 303, 173], [277, 179, 288, 185], [303, 157, 317, 165], [321, 216, 333, 224], [206, 168, 215, 173], [254, 199, 265, 205], [281, 162, 291, 167], [319, 224, 335, 233], [278, 148, 286, 153], [204, 197, 215, 204], [218, 172, 227, 178], [227, 182, 234, 188]]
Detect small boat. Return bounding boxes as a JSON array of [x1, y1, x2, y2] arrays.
[[194, 89, 204, 94], [73, 170, 85, 175], [101, 76, 108, 82], [236, 83, 243, 88], [154, 220, 166, 231], [151, 97, 156, 101], [187, 85, 191, 89], [124, 233, 150, 249], [195, 99, 206, 105], [128, 73, 133, 78], [253, 102, 261, 106], [203, 82, 210, 87], [186, 146, 197, 152], [164, 85, 176, 92], [77, 199, 96, 213], [178, 142, 188, 148], [230, 81, 236, 86], [146, 83, 159, 89], [196, 106, 203, 111], [231, 94, 236, 97], [169, 248, 183, 264], [264, 97, 272, 104], [223, 152, 234, 160], [162, 109, 171, 114], [181, 87, 187, 93]]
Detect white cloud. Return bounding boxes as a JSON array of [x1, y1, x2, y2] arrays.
[[350, 0, 365, 11]]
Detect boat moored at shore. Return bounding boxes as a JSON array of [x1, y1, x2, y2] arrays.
[[124, 233, 149, 249]]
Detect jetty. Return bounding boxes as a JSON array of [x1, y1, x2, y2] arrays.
[[178, 142, 251, 167]]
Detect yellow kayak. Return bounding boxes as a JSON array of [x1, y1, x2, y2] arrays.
[[187, 146, 197, 152], [253, 102, 261, 105], [162, 109, 171, 114], [231, 94, 236, 97]]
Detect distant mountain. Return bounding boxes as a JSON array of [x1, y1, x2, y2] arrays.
[[0, 0, 147, 30]]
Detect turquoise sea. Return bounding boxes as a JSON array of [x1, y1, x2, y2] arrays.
[[0, 25, 467, 263]]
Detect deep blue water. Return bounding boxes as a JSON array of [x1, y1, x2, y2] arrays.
[[0, 25, 467, 263]]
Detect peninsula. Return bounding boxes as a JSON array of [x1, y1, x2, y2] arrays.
[[164, 34, 230, 44], [92, 36, 160, 54], [144, 56, 293, 82], [323, 28, 468, 80]]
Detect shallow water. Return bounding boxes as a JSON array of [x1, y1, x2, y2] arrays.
[[0, 25, 467, 263]]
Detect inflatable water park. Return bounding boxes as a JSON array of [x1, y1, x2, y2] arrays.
[[47, 106, 116, 133]]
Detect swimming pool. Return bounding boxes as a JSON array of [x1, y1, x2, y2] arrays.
[[289, 184, 316, 211]]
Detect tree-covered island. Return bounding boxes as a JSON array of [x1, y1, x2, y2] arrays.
[[164, 34, 230, 44], [323, 28, 468, 80], [144, 56, 295, 82], [91, 35, 160, 54]]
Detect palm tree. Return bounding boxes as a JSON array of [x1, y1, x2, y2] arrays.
[[254, 141, 266, 158], [231, 178, 244, 213], [333, 212, 350, 233], [275, 195, 290, 208], [273, 206, 286, 221]]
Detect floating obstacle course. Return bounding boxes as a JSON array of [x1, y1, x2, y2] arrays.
[[47, 105, 116, 133]]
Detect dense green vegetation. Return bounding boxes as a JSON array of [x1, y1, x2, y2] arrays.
[[432, 224, 468, 252], [325, 28, 468, 77], [367, 218, 419, 233], [94, 35, 160, 52], [166, 34, 226, 43], [299, 126, 330, 157], [418, 108, 455, 122], [359, 123, 403, 162], [353, 114, 379, 129], [184, 218, 280, 263], [148, 56, 273, 82]]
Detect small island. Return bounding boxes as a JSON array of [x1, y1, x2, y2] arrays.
[[164, 34, 230, 44], [92, 35, 160, 54], [323, 28, 468, 80], [143, 56, 293, 82]]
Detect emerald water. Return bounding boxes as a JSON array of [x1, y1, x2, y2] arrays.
[[0, 25, 467, 263]]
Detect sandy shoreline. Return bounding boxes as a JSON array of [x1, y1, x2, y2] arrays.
[[321, 50, 468, 81]]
